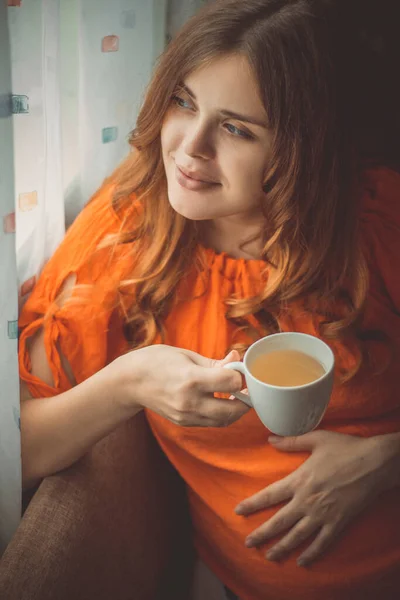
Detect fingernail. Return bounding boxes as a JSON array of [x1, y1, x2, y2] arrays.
[[245, 537, 255, 548], [297, 558, 307, 568], [235, 504, 245, 515], [268, 436, 282, 444], [266, 551, 278, 561]]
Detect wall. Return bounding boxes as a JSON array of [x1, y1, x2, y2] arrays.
[[167, 0, 209, 40]]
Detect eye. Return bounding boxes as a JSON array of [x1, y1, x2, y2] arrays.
[[224, 123, 253, 140], [172, 94, 193, 110]]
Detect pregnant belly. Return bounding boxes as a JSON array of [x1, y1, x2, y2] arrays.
[[190, 487, 400, 600], [146, 409, 400, 599]]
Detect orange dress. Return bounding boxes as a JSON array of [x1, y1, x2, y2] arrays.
[[19, 167, 400, 600]]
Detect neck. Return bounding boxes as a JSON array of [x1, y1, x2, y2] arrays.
[[200, 213, 264, 260]]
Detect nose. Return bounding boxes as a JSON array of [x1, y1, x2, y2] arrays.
[[183, 119, 215, 160]]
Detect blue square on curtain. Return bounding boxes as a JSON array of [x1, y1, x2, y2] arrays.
[[11, 94, 29, 114], [102, 126, 118, 143], [7, 321, 18, 340]]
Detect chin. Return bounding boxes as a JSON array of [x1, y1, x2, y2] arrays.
[[167, 189, 220, 221], [168, 200, 213, 221]]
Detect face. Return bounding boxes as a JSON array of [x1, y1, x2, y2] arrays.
[[161, 54, 272, 224]]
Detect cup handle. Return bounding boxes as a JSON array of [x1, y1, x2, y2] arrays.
[[223, 362, 253, 408]]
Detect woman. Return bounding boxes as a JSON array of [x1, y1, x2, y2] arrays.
[[19, 1, 400, 598]]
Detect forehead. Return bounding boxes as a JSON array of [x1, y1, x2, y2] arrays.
[[184, 54, 266, 117]]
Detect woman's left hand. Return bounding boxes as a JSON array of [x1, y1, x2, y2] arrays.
[[235, 430, 396, 567]]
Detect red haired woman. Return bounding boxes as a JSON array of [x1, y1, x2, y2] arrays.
[[19, 1, 400, 598]]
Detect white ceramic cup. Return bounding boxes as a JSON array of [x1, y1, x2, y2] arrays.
[[224, 332, 335, 436]]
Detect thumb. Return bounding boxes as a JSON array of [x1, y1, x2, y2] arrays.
[[197, 351, 243, 393], [183, 349, 242, 392], [268, 430, 322, 452], [183, 349, 240, 369], [216, 350, 241, 367]]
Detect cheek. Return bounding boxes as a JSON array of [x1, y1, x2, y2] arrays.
[[161, 114, 183, 158], [160, 123, 171, 159], [227, 152, 267, 196]]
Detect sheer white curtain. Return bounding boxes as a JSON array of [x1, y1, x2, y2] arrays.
[[1, 0, 165, 551], [0, 0, 21, 555], [0, 0, 208, 551], [10, 0, 65, 297]]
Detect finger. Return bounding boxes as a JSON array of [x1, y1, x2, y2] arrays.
[[196, 366, 243, 394], [168, 400, 247, 428], [183, 349, 244, 394], [219, 350, 241, 365], [235, 477, 294, 515], [268, 431, 325, 452], [183, 348, 240, 368], [200, 395, 250, 427], [266, 517, 319, 562], [297, 524, 338, 567], [244, 501, 302, 548]]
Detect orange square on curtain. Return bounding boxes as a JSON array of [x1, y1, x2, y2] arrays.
[[19, 191, 38, 212], [7, 1, 22, 6], [101, 35, 119, 52], [3, 212, 16, 233]]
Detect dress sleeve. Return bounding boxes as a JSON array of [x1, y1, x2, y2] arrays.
[[18, 184, 134, 398], [361, 167, 400, 338]]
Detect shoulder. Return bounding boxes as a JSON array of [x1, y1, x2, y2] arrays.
[[39, 183, 139, 286], [20, 182, 140, 329], [360, 166, 400, 312], [361, 166, 400, 222]]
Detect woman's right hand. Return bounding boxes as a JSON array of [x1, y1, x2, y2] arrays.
[[113, 345, 249, 427]]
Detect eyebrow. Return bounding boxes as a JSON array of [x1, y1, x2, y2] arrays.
[[180, 83, 269, 129]]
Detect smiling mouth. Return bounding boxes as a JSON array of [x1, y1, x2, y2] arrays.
[[177, 165, 219, 184], [175, 165, 220, 191]]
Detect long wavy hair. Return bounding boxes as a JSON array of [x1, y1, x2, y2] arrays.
[[102, 0, 400, 378]]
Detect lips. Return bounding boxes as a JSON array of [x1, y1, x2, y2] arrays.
[[177, 164, 219, 185], [174, 163, 220, 192]]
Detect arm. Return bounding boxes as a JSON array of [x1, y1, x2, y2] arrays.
[[20, 274, 142, 489], [21, 359, 141, 490], [375, 431, 400, 489], [21, 324, 245, 490]]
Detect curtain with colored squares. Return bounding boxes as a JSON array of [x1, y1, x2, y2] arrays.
[[0, 0, 208, 551], [0, 0, 21, 556]]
